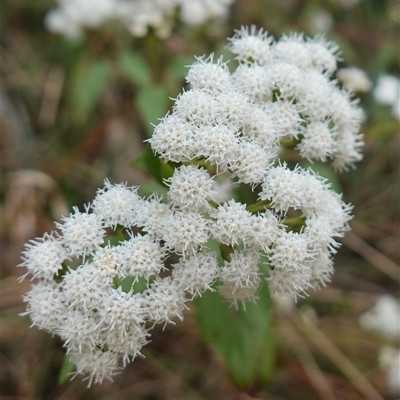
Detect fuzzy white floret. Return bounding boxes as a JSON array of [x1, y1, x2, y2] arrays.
[[22, 280, 67, 333], [100, 287, 146, 335], [19, 233, 67, 281], [295, 70, 333, 122], [166, 165, 217, 211], [242, 104, 281, 146], [69, 346, 120, 387], [172, 250, 219, 297], [214, 90, 250, 128], [62, 264, 110, 311], [210, 200, 253, 246], [196, 124, 240, 172], [136, 195, 170, 237], [231, 139, 275, 185], [61, 309, 104, 352], [305, 35, 340, 75], [56, 206, 106, 258], [309, 250, 334, 289], [92, 179, 141, 228], [92, 243, 121, 282], [118, 234, 165, 280], [266, 62, 302, 100], [270, 231, 314, 271], [232, 64, 273, 101], [297, 120, 337, 162], [304, 214, 339, 253], [149, 114, 197, 162], [104, 323, 148, 366], [173, 89, 218, 126], [186, 55, 231, 92], [259, 164, 304, 213], [143, 277, 188, 325], [246, 211, 281, 251], [218, 249, 261, 307], [270, 100, 302, 138], [228, 25, 274, 66], [273, 33, 311, 70], [160, 210, 210, 254], [267, 265, 312, 299]]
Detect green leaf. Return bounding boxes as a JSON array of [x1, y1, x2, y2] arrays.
[[136, 84, 168, 137], [195, 262, 274, 389], [58, 354, 75, 384], [118, 52, 151, 86], [166, 56, 192, 80], [70, 58, 111, 115]]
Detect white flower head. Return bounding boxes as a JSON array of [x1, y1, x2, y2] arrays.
[[118, 234, 166, 280], [305, 35, 341, 75], [100, 287, 146, 335], [143, 277, 188, 325], [231, 139, 275, 185], [266, 62, 302, 100], [149, 114, 197, 162], [166, 165, 217, 211], [232, 64, 273, 101], [186, 54, 231, 92], [297, 120, 337, 162], [267, 264, 312, 299], [92, 179, 142, 228], [19, 233, 67, 281], [160, 210, 210, 255], [210, 200, 253, 246], [22, 280, 67, 333], [228, 25, 274, 66], [270, 231, 314, 271], [62, 264, 110, 312], [172, 250, 219, 297], [92, 243, 121, 282], [56, 206, 106, 259], [196, 124, 240, 172], [134, 195, 168, 237], [218, 249, 261, 307], [70, 346, 120, 387], [173, 89, 218, 126], [273, 33, 311, 70]]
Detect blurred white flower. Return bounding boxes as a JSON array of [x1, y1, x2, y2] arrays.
[[359, 295, 400, 340], [379, 347, 400, 396], [46, 0, 235, 38], [337, 67, 372, 93], [374, 74, 400, 120], [309, 10, 334, 34]]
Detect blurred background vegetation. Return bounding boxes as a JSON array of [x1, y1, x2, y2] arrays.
[[1, 0, 399, 399]]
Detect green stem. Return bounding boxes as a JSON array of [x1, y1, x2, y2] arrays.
[[115, 225, 126, 241], [246, 200, 272, 213], [282, 216, 306, 232]]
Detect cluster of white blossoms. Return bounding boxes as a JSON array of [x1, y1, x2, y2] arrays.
[[45, 0, 234, 39], [20, 27, 363, 384]]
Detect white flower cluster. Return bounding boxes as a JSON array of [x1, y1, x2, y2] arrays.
[[152, 28, 364, 171], [20, 27, 362, 384], [45, 0, 234, 39]]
